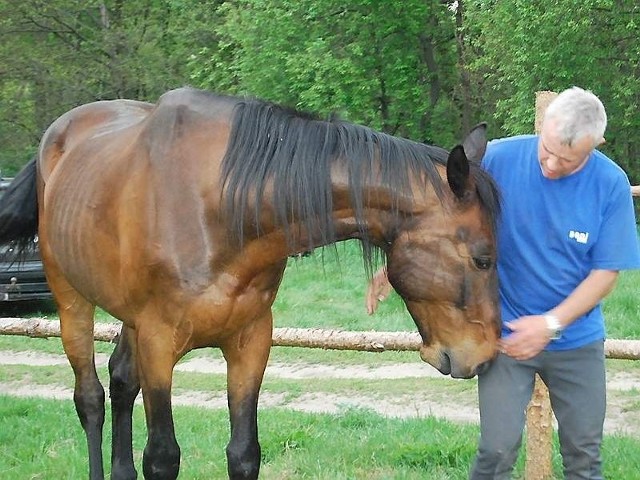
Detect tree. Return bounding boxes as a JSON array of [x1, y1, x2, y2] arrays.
[[0, 0, 215, 174], [464, 0, 640, 180], [189, 0, 463, 146], [1, 0, 637, 184]]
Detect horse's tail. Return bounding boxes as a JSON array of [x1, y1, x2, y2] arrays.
[[0, 156, 39, 252]]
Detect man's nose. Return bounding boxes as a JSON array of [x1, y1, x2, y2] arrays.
[[546, 154, 560, 170]]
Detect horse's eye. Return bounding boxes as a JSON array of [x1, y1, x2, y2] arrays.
[[472, 256, 492, 270]]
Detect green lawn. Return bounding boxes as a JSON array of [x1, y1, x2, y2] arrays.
[[1, 395, 639, 480]]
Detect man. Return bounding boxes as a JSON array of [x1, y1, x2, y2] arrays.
[[366, 87, 640, 479]]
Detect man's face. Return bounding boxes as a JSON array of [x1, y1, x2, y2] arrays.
[[538, 118, 598, 179]]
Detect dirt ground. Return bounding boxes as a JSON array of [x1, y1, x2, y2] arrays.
[[1, 350, 639, 438]]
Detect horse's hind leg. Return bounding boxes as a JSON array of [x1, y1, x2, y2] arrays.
[[222, 312, 273, 480], [57, 291, 105, 480], [109, 325, 140, 480]]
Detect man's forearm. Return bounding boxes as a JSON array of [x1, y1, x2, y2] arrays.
[[546, 269, 618, 328]]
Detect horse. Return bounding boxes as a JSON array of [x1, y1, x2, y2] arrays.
[[0, 87, 500, 479]]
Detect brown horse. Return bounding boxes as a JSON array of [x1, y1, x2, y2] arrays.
[[0, 87, 500, 479]]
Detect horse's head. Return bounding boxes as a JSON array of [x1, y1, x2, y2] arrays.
[[386, 124, 500, 378], [219, 101, 500, 377]]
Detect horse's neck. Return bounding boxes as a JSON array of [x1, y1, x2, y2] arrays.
[[328, 181, 434, 247]]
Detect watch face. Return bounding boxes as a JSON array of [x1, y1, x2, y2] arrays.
[[544, 314, 562, 340]]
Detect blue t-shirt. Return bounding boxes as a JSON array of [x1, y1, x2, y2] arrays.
[[482, 135, 640, 350]]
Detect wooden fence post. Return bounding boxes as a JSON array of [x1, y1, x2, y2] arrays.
[[524, 90, 557, 480]]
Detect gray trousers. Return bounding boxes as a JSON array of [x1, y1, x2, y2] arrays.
[[469, 340, 606, 480]]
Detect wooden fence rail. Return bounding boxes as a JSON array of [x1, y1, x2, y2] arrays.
[[2, 317, 640, 358]]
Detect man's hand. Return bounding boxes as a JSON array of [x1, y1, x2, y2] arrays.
[[499, 315, 552, 360], [366, 267, 392, 315]]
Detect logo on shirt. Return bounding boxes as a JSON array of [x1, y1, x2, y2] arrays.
[[569, 230, 589, 244]]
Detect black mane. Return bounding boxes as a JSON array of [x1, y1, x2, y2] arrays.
[[220, 98, 499, 264]]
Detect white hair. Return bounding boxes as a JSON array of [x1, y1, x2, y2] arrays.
[[543, 86, 607, 147]]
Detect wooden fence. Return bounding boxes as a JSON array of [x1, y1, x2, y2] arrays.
[[2, 317, 640, 357]]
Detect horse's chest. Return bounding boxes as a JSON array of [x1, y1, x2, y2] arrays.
[[186, 271, 282, 345]]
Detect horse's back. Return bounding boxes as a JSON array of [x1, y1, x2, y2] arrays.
[[39, 87, 238, 180], [37, 88, 240, 320]]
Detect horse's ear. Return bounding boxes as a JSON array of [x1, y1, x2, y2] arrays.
[[462, 122, 488, 164], [446, 145, 471, 200]]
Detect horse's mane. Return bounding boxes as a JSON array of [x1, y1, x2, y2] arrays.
[[220, 98, 500, 267]]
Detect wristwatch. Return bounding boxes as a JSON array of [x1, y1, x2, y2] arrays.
[[544, 314, 563, 340]]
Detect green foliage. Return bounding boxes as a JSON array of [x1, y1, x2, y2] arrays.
[[0, 1, 639, 183], [189, 0, 461, 144], [465, 0, 640, 180], [0, 0, 216, 173], [6, 0, 464, 165]]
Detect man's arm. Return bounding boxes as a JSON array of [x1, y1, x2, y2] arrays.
[[501, 269, 619, 360]]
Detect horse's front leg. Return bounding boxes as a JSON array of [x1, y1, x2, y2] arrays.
[[136, 323, 181, 480], [222, 312, 273, 480], [108, 325, 140, 480]]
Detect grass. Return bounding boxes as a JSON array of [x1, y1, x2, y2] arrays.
[[603, 268, 640, 339], [0, 395, 467, 479], [272, 243, 411, 331], [1, 395, 640, 479]]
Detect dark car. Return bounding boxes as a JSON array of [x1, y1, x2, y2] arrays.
[[0, 177, 53, 304]]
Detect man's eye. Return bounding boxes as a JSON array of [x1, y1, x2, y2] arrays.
[[472, 256, 492, 270]]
